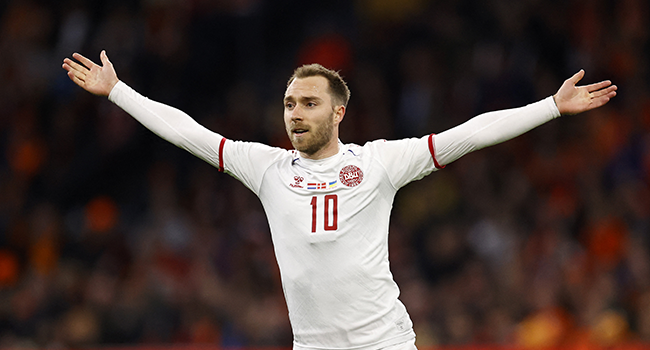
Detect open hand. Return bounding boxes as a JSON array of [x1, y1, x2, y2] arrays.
[[553, 70, 617, 116], [62, 50, 119, 97]]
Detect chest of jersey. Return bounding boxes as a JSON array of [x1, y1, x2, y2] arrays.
[[258, 151, 396, 246]]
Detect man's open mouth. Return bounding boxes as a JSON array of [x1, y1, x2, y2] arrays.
[[293, 128, 308, 136]]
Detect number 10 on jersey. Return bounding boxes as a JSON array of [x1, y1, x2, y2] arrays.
[[310, 195, 338, 233]]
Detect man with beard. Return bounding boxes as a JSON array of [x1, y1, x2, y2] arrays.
[[63, 50, 616, 350]]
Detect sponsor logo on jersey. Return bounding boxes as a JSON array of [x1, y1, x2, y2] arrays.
[[290, 176, 304, 188], [339, 165, 363, 187]]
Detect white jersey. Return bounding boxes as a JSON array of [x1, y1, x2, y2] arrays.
[[108, 81, 560, 350], [223, 137, 437, 349]]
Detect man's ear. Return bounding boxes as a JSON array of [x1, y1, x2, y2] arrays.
[[334, 105, 346, 125]]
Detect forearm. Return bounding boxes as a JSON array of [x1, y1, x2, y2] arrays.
[[108, 81, 224, 166], [434, 96, 560, 165]]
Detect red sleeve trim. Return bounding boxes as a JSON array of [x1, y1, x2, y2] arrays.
[[218, 137, 227, 172], [428, 134, 445, 169]]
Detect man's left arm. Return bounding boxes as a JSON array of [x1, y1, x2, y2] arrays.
[[434, 70, 617, 166]]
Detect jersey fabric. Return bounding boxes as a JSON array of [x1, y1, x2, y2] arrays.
[[223, 137, 436, 349], [108, 80, 560, 349]]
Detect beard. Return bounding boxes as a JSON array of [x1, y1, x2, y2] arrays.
[[287, 113, 335, 156]]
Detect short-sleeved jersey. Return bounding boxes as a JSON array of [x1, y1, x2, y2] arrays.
[[221, 136, 440, 349]]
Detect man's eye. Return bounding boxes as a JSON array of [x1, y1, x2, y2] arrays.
[[285, 102, 294, 109], [306, 102, 316, 107]]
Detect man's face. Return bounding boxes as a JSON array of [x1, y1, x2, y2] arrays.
[[284, 76, 342, 158]]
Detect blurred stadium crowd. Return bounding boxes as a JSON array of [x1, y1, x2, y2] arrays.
[[0, 0, 649, 348]]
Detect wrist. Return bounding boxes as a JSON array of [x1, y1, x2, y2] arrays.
[[105, 79, 119, 96], [552, 94, 559, 112], [548, 95, 562, 118], [107, 80, 123, 102]]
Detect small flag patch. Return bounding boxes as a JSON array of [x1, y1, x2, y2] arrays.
[[307, 182, 327, 190]]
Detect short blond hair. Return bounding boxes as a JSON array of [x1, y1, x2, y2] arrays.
[[288, 64, 351, 107]]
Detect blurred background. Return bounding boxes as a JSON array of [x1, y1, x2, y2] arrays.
[[0, 0, 649, 348]]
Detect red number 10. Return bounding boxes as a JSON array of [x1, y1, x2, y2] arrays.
[[310, 194, 338, 233]]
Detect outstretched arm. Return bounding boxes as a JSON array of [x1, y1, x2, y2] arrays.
[[62, 51, 118, 97], [434, 71, 617, 166], [62, 51, 225, 169], [62, 51, 292, 193]]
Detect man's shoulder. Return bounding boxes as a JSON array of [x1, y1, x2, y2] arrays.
[[224, 139, 297, 173], [341, 137, 432, 169], [227, 139, 296, 156], [337, 139, 397, 164]]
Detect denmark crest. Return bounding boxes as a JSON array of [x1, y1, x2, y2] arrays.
[[339, 165, 364, 187]]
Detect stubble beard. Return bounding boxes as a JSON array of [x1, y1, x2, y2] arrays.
[[288, 115, 335, 157]]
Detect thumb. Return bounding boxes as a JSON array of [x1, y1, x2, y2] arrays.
[[568, 69, 585, 85], [100, 50, 111, 67]]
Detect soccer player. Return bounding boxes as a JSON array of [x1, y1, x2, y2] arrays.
[[63, 50, 616, 350]]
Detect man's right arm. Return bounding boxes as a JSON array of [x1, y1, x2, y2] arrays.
[[109, 81, 290, 194], [63, 51, 289, 194], [63, 51, 225, 168], [108, 80, 225, 168]]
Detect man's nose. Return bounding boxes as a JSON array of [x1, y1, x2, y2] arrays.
[[290, 106, 303, 120]]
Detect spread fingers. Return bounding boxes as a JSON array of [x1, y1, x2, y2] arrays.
[[63, 58, 89, 75], [72, 52, 97, 69]]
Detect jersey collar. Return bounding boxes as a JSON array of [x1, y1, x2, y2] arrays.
[[292, 140, 345, 168]]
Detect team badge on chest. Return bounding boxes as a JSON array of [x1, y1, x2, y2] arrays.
[[339, 165, 364, 187]]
